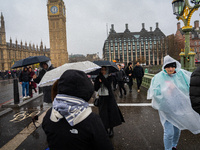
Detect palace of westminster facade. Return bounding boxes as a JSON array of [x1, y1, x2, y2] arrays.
[[0, 0, 68, 71]]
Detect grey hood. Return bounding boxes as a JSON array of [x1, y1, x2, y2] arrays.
[[40, 60, 52, 70]]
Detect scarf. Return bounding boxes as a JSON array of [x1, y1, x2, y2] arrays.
[[50, 94, 92, 126]]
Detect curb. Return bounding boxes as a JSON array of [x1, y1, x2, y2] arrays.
[[0, 108, 13, 117], [1, 93, 43, 108]]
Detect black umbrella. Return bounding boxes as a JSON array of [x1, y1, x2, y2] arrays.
[[11, 56, 50, 69], [88, 60, 119, 75]]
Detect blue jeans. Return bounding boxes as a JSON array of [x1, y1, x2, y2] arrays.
[[22, 82, 29, 97], [164, 120, 181, 150]]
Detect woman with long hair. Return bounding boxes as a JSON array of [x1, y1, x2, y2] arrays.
[[94, 66, 125, 137]]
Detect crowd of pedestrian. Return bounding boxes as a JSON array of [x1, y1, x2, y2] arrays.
[[8, 56, 200, 150], [0, 70, 21, 80]]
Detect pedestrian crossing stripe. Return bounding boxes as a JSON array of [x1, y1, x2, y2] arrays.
[[89, 103, 151, 107]]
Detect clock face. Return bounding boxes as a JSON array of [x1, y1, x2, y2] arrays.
[[50, 6, 58, 14]]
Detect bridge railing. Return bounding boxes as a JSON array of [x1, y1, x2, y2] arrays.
[[133, 73, 155, 89]]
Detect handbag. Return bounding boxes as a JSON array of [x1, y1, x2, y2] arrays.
[[123, 76, 130, 83], [94, 98, 99, 107]]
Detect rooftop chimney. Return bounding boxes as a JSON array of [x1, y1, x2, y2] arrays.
[[150, 27, 152, 32], [177, 22, 181, 30], [156, 22, 158, 28], [111, 24, 114, 30], [125, 24, 128, 29], [194, 20, 199, 30], [142, 23, 145, 29]]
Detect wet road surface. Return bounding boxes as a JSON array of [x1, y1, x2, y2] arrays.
[[0, 83, 200, 150]]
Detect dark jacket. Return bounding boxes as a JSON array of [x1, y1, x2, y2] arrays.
[[42, 108, 113, 150], [125, 66, 134, 85], [33, 61, 54, 103], [19, 68, 30, 82], [94, 73, 125, 129], [116, 69, 126, 82], [133, 65, 144, 78], [190, 66, 200, 115]]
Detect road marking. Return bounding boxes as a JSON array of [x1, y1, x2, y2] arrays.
[[0, 96, 22, 107], [0, 109, 49, 150], [89, 103, 152, 107]]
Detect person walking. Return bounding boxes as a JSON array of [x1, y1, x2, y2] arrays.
[[133, 61, 144, 92], [190, 65, 200, 115], [148, 55, 200, 150], [42, 70, 114, 150], [19, 66, 30, 100], [28, 67, 37, 98], [125, 62, 134, 93], [116, 64, 126, 98], [33, 61, 54, 103], [94, 66, 125, 138]]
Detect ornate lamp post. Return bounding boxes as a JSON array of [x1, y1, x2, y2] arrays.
[[172, 0, 200, 71]]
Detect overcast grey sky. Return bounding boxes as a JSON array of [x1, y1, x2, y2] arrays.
[[0, 0, 200, 58]]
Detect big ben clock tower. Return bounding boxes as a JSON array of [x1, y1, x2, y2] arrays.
[[47, 0, 68, 67]]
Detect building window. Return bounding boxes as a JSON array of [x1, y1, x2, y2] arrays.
[[195, 42, 197, 45]]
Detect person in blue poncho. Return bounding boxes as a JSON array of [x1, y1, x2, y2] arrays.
[[147, 55, 200, 150]]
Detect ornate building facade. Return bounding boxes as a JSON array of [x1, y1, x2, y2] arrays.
[[103, 23, 168, 65], [0, 13, 50, 71], [47, 0, 68, 67], [173, 21, 200, 61]]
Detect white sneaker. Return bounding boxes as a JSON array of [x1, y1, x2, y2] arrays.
[[26, 96, 30, 99], [23, 96, 26, 100]]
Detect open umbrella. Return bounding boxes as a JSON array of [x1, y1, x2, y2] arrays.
[[11, 56, 50, 69], [88, 60, 119, 75], [38, 61, 101, 87]]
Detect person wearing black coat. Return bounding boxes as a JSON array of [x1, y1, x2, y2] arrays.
[[116, 64, 126, 98], [33, 61, 54, 103], [125, 62, 134, 93], [42, 70, 113, 150], [190, 66, 200, 115], [133, 61, 144, 92], [94, 66, 125, 137]]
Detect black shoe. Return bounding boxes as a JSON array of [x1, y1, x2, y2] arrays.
[[119, 95, 123, 98], [113, 88, 116, 91], [172, 147, 177, 150], [109, 129, 114, 138], [129, 90, 132, 93]]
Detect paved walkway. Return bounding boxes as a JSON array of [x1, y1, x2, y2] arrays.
[[0, 84, 200, 150]]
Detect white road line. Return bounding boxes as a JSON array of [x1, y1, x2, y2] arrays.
[[1, 109, 49, 150], [89, 103, 152, 107]]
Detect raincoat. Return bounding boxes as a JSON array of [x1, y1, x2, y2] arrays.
[[147, 55, 200, 134]]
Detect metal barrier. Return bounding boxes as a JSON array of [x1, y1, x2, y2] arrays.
[[133, 73, 155, 89]]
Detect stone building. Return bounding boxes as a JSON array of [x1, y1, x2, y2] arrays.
[[47, 0, 68, 67], [171, 21, 200, 61], [0, 13, 50, 71], [103, 23, 168, 66]]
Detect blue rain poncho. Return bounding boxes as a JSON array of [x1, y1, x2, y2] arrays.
[[147, 55, 200, 134]]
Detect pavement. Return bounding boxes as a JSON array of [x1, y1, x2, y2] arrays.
[[0, 83, 200, 150]]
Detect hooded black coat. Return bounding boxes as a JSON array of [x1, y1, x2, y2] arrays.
[[33, 61, 54, 103], [42, 70, 113, 150], [94, 73, 125, 129], [190, 66, 200, 114]]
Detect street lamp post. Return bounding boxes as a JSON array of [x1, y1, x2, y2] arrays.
[[172, 0, 200, 71]]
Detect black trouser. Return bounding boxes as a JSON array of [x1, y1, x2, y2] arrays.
[[118, 81, 126, 96], [112, 76, 117, 89], [29, 85, 33, 97], [136, 77, 143, 89]]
